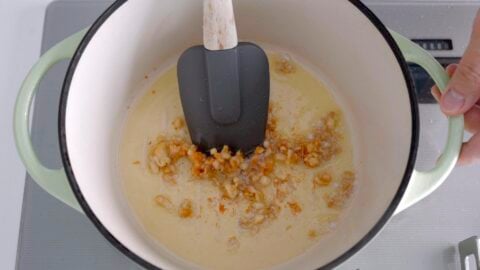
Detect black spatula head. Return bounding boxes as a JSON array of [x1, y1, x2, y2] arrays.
[[177, 42, 270, 154]]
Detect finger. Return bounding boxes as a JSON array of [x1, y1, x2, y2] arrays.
[[431, 86, 441, 102], [458, 132, 480, 165], [446, 63, 459, 76], [430, 89, 480, 132], [431, 64, 457, 102], [464, 104, 480, 133], [438, 64, 480, 132], [440, 11, 480, 116]]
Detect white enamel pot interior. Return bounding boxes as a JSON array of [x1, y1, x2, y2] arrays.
[[59, 0, 417, 269]]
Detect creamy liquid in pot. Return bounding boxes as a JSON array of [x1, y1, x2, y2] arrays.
[[119, 53, 356, 270]]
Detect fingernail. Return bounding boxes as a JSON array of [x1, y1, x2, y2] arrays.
[[430, 87, 440, 101], [442, 89, 465, 113]]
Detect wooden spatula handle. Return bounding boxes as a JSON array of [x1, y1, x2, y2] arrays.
[[203, 0, 238, 51]]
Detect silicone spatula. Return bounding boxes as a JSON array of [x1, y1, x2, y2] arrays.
[[177, 0, 270, 154]]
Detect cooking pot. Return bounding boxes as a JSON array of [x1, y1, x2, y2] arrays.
[[14, 0, 465, 269]]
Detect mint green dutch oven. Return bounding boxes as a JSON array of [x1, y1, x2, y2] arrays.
[[13, 0, 464, 269]]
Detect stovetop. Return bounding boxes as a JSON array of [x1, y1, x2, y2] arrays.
[[16, 1, 480, 270]]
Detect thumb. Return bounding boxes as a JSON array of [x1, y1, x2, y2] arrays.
[[441, 11, 480, 116], [458, 133, 480, 165]]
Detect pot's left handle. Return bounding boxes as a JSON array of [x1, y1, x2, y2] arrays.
[[14, 29, 88, 212], [390, 30, 465, 214]]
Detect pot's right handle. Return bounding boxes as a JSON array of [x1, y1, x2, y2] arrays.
[[14, 29, 87, 212], [390, 30, 464, 214]]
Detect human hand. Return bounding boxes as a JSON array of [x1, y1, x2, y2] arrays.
[[431, 10, 480, 165]]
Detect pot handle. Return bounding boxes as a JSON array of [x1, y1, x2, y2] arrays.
[[390, 30, 465, 214], [14, 29, 88, 212]]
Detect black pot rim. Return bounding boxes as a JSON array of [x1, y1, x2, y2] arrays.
[[58, 1, 419, 269]]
